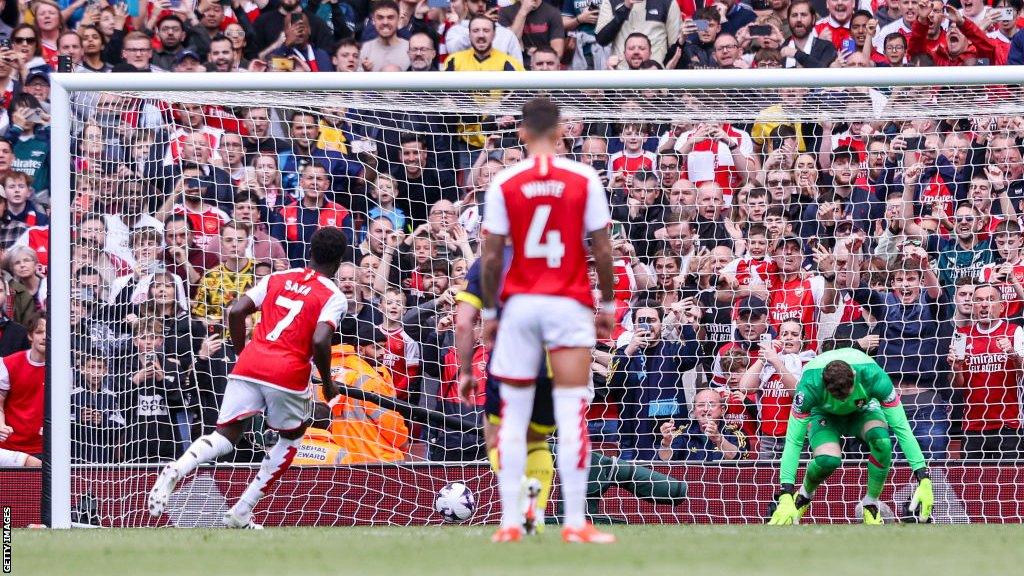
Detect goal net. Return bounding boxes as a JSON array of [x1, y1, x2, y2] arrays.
[[39, 69, 1024, 528]]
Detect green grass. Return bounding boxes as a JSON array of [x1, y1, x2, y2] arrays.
[[11, 525, 1024, 576]]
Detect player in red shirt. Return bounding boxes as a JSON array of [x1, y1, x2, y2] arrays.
[[950, 284, 1024, 460], [149, 227, 349, 529], [0, 316, 44, 468], [473, 97, 616, 544]]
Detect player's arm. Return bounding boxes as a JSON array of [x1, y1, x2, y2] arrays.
[[227, 295, 258, 355], [312, 322, 337, 400], [866, 363, 927, 473], [316, 291, 348, 401], [778, 387, 813, 490], [479, 232, 505, 317], [586, 167, 616, 333], [479, 179, 508, 323], [454, 299, 480, 403]]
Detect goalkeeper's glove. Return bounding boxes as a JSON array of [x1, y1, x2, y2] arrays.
[[906, 468, 933, 523], [768, 491, 802, 526]]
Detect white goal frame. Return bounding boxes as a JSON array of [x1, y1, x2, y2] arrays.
[[47, 66, 1024, 529]]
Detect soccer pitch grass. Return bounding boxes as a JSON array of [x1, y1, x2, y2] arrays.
[[12, 524, 1024, 576]]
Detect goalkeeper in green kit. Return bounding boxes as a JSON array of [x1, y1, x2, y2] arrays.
[[769, 348, 934, 525]]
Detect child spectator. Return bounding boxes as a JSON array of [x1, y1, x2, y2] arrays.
[[378, 287, 421, 401], [71, 354, 125, 463], [368, 174, 407, 234]]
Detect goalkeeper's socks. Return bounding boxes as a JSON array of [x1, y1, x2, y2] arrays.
[[233, 435, 302, 517], [496, 384, 535, 529], [553, 387, 591, 530], [173, 432, 234, 476], [525, 441, 554, 528]]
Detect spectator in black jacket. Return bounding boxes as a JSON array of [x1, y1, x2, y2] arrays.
[[781, 0, 837, 68]]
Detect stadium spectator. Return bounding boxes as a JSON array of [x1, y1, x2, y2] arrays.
[[71, 353, 124, 464], [0, 315, 45, 467], [782, 1, 837, 68], [205, 191, 287, 270], [445, 0, 524, 64], [5, 245, 43, 326], [249, 0, 335, 60], [610, 303, 700, 460], [951, 283, 1024, 460], [360, 1, 410, 71], [595, 0, 680, 66], [500, 0, 565, 66], [850, 244, 949, 460], [656, 388, 750, 461], [192, 221, 256, 324], [280, 163, 353, 267]]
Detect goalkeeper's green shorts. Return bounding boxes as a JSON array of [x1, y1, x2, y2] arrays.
[[807, 407, 887, 450]]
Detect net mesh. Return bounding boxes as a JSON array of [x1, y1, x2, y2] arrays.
[[50, 80, 1024, 527]]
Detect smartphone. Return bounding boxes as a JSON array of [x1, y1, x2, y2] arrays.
[[24, 108, 43, 123], [350, 139, 375, 154], [693, 19, 710, 33], [841, 38, 857, 53], [270, 56, 295, 72], [591, 159, 608, 173], [759, 333, 772, 346], [636, 322, 652, 334], [427, 0, 451, 7], [0, 38, 9, 50], [997, 7, 1016, 22], [975, 57, 991, 66], [749, 25, 772, 37], [291, 12, 303, 24], [58, 54, 72, 73], [904, 136, 924, 150]]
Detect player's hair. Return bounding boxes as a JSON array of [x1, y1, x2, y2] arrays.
[[521, 97, 561, 136], [310, 227, 349, 270], [823, 360, 855, 400]]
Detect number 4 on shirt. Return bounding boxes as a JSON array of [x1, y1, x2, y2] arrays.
[[525, 205, 565, 268]]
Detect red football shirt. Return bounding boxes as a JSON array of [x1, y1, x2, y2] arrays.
[[231, 268, 347, 393], [173, 204, 230, 251], [979, 261, 1024, 318], [0, 350, 45, 454], [957, 321, 1024, 432], [382, 327, 421, 400], [482, 155, 611, 308]]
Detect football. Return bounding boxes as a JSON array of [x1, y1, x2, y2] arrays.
[[434, 483, 475, 523]]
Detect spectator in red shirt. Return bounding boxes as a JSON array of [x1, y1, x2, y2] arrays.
[[951, 283, 1024, 460], [0, 316, 45, 467], [815, 0, 855, 50]]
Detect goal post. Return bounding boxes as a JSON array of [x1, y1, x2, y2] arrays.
[[45, 68, 1024, 529]]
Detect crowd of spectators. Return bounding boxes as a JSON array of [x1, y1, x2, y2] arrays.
[[1, 0, 1024, 468]]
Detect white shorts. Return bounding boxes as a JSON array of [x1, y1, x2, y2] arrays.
[[0, 447, 29, 467], [217, 377, 312, 432], [490, 294, 596, 382]]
